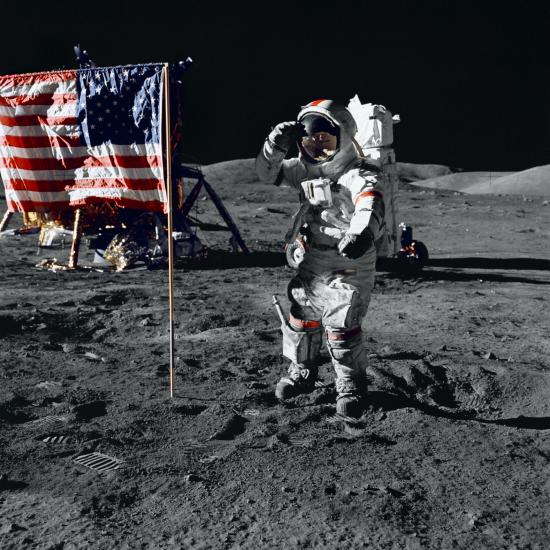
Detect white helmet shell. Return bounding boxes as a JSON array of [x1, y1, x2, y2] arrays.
[[298, 99, 357, 138], [297, 99, 359, 179]]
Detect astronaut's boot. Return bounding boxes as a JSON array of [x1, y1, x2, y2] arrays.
[[326, 327, 368, 418], [275, 362, 318, 400], [275, 318, 322, 401], [335, 378, 367, 418]]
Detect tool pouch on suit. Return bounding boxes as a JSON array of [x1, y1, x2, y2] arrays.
[[281, 323, 322, 365]]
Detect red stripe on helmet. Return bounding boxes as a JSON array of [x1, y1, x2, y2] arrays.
[[308, 99, 328, 107]]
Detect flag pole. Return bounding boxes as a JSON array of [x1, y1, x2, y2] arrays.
[[68, 208, 82, 269], [163, 63, 176, 398]]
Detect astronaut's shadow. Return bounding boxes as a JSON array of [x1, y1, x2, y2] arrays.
[[376, 256, 550, 285], [428, 257, 550, 271], [180, 252, 550, 279], [368, 391, 550, 431]]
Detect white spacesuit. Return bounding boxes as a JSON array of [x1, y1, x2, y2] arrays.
[[256, 99, 386, 418]]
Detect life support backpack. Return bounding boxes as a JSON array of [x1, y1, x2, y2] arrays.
[[347, 95, 401, 256]]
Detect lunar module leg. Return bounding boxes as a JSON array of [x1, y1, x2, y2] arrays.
[[0, 211, 13, 232]]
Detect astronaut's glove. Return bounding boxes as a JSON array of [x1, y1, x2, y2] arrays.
[[268, 121, 305, 152], [338, 230, 374, 259]]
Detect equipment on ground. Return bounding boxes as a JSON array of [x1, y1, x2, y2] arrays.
[[398, 222, 429, 270]]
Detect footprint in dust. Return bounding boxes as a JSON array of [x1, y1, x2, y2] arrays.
[[462, 392, 487, 412], [209, 413, 247, 440]]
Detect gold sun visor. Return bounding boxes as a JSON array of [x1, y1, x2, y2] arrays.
[[299, 132, 339, 162], [297, 113, 340, 164]]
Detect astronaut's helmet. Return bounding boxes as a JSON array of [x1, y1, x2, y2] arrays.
[[298, 113, 340, 163], [297, 99, 357, 165]]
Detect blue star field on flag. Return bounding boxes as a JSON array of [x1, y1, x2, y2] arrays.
[[77, 64, 163, 147]]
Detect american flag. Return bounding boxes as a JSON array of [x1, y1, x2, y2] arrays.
[[0, 63, 167, 213]]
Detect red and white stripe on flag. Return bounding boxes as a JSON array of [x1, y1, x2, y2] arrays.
[[0, 69, 167, 213]]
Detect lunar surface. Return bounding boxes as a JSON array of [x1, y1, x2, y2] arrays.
[[0, 160, 549, 549]]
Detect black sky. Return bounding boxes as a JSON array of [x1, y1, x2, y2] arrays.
[[1, 1, 548, 170]]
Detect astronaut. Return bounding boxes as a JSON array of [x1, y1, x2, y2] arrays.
[[256, 99, 386, 418]]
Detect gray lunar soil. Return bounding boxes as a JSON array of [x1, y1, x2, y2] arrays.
[[0, 159, 549, 549]]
